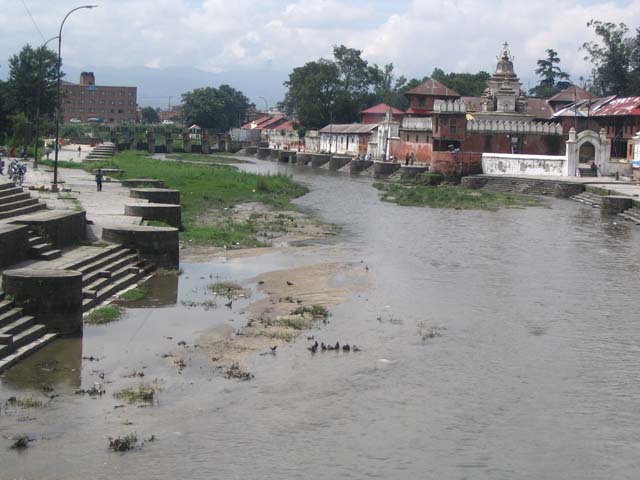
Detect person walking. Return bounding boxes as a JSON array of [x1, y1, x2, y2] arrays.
[[405, 152, 410, 166], [410, 152, 416, 165], [77, 145, 82, 158], [45, 147, 51, 160], [95, 168, 104, 192]]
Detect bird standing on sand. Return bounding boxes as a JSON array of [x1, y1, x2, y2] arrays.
[[225, 300, 233, 308], [308, 341, 318, 353], [286, 281, 294, 286]]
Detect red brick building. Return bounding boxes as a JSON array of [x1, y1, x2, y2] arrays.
[[61, 72, 138, 124]]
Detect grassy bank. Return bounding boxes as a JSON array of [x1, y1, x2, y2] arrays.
[[374, 182, 542, 210], [51, 151, 307, 246]]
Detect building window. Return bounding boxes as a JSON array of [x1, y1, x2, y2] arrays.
[[119, 100, 124, 105], [419, 97, 425, 107], [449, 118, 457, 134], [129, 92, 135, 97], [110, 100, 115, 105], [118, 109, 124, 114], [89, 99, 94, 104], [129, 101, 135, 106], [120, 91, 125, 96], [415, 135, 418, 142], [100, 99, 105, 105]]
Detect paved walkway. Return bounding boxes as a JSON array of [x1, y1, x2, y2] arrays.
[[21, 160, 145, 240]]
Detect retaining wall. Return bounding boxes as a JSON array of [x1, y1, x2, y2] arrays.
[[124, 203, 182, 228], [102, 225, 179, 269], [130, 188, 180, 205]]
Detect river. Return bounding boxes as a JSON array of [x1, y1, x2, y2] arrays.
[[2, 157, 640, 479]]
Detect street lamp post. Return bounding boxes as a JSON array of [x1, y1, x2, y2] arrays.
[[52, 4, 98, 191], [33, 35, 59, 170]]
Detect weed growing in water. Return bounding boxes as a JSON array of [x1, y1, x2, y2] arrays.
[[109, 433, 138, 452], [85, 306, 123, 325], [6, 397, 42, 409], [291, 305, 329, 318], [114, 385, 156, 404], [121, 285, 148, 302]]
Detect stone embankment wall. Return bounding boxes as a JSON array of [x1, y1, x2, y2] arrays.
[[0, 224, 29, 269], [482, 153, 567, 176], [102, 225, 179, 269]]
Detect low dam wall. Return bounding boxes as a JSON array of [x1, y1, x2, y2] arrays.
[[311, 154, 331, 168], [329, 156, 351, 171], [350, 160, 373, 174], [374, 161, 401, 177]]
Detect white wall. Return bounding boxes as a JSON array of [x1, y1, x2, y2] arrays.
[[482, 153, 566, 176]]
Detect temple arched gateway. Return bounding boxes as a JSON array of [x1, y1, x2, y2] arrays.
[[565, 128, 610, 176]]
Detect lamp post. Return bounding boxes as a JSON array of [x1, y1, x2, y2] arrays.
[[33, 35, 59, 170], [258, 96, 269, 117], [52, 4, 98, 191]]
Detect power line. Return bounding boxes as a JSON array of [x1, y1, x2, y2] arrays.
[[19, 0, 46, 42]]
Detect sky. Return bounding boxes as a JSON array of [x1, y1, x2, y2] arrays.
[[1, 0, 639, 106]]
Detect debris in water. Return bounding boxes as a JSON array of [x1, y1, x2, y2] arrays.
[[9, 435, 31, 449], [108, 433, 138, 452], [224, 362, 254, 381], [82, 356, 100, 362], [75, 384, 105, 396]]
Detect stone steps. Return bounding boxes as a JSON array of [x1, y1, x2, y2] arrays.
[[572, 192, 602, 207], [0, 186, 27, 199], [28, 233, 62, 261], [0, 197, 40, 213], [578, 167, 598, 177], [82, 264, 153, 311], [475, 178, 566, 196], [0, 202, 47, 220], [618, 207, 640, 224], [0, 291, 56, 373]]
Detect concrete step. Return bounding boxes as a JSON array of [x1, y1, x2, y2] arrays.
[[0, 187, 25, 198], [0, 181, 16, 191], [28, 236, 43, 246], [0, 308, 24, 329], [0, 197, 39, 213], [81, 253, 139, 286], [0, 203, 46, 220], [30, 242, 53, 254], [12, 324, 47, 349], [0, 333, 58, 373], [83, 271, 144, 311], [80, 252, 137, 283], [0, 316, 35, 336], [579, 168, 598, 177], [67, 245, 129, 273], [0, 300, 15, 316], [38, 249, 62, 260], [0, 192, 31, 205], [84, 262, 140, 295]]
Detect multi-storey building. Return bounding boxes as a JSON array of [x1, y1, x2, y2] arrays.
[[61, 72, 138, 124]]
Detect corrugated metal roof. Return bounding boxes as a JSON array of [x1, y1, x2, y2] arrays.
[[319, 124, 379, 134], [552, 96, 616, 118], [405, 78, 460, 97], [592, 96, 640, 116], [360, 103, 404, 115]]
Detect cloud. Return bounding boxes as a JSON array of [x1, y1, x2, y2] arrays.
[[1, 0, 638, 90]]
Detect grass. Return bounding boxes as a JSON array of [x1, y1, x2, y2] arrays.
[[166, 153, 250, 164], [291, 305, 329, 318], [208, 281, 243, 298], [77, 151, 307, 246], [121, 285, 148, 302], [114, 385, 156, 404], [6, 397, 42, 409], [85, 305, 123, 325], [374, 182, 542, 211], [279, 316, 312, 330]]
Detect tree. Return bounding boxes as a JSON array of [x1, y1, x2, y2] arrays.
[[283, 45, 392, 129], [529, 49, 572, 98], [582, 20, 636, 96], [430, 69, 491, 97], [140, 106, 160, 124], [181, 84, 250, 131], [6, 44, 59, 122]]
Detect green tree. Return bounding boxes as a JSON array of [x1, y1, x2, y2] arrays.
[[283, 45, 393, 129], [528, 49, 571, 97], [181, 84, 249, 131], [430, 68, 491, 96], [582, 20, 636, 96], [140, 106, 160, 124], [6, 44, 59, 122]]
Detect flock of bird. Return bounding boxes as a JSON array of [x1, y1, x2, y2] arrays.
[[307, 340, 361, 354]]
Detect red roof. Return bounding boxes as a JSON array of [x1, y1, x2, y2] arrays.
[[548, 85, 592, 103], [360, 103, 403, 115], [592, 97, 640, 117], [264, 120, 295, 131], [526, 98, 554, 119], [405, 79, 460, 97], [241, 115, 287, 129]]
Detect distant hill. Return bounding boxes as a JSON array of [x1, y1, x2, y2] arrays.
[[62, 65, 289, 110]]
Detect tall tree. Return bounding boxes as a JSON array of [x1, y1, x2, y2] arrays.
[[582, 20, 635, 96], [529, 49, 571, 97], [181, 84, 249, 131], [283, 45, 391, 129], [6, 44, 59, 122]]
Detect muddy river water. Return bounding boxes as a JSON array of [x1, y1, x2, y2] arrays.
[[2, 157, 640, 479]]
